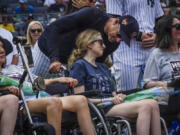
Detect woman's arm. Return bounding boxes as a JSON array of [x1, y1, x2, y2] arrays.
[[144, 81, 167, 89], [44, 77, 78, 88], [0, 86, 19, 96], [74, 86, 102, 104], [74, 86, 125, 104]]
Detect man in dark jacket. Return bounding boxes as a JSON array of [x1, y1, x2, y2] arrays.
[[32, 7, 139, 77]]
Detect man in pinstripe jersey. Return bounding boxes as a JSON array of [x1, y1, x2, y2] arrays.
[[106, 0, 164, 91]]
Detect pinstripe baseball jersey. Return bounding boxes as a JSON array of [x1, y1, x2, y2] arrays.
[[31, 42, 63, 78], [106, 0, 164, 91]]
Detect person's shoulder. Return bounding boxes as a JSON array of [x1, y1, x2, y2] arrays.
[[27, 5, 34, 9], [149, 48, 165, 61], [78, 7, 102, 14], [15, 6, 21, 12], [74, 59, 85, 65], [151, 48, 162, 55], [0, 27, 13, 38]]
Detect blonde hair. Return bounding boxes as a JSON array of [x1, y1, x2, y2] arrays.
[[68, 29, 101, 67], [26, 21, 44, 47]]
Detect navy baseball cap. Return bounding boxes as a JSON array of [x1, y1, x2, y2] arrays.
[[119, 15, 139, 46]]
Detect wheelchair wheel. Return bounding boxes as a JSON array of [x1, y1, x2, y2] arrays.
[[23, 114, 56, 135], [88, 101, 109, 135]]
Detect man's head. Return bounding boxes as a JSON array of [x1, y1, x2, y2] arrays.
[[19, 0, 28, 11], [105, 15, 139, 45], [2, 16, 9, 26]]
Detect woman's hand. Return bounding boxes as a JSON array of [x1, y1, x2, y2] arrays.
[[58, 77, 78, 88], [7, 86, 20, 96], [110, 93, 126, 105]]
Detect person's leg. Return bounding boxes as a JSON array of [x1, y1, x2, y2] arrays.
[[27, 97, 62, 135], [0, 95, 19, 135], [60, 95, 95, 135], [106, 99, 161, 135], [149, 101, 161, 135]]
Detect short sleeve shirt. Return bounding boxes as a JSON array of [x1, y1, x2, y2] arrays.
[[69, 59, 115, 97], [144, 48, 180, 83]]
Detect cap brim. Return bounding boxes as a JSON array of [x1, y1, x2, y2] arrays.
[[120, 30, 131, 46]]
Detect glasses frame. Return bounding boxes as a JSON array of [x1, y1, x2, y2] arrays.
[[30, 28, 42, 33], [171, 24, 180, 30], [91, 39, 104, 46]]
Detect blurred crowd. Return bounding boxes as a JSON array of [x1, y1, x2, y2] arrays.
[[0, 0, 179, 37]]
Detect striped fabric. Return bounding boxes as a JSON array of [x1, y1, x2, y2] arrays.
[[31, 43, 63, 79], [106, 0, 164, 91]]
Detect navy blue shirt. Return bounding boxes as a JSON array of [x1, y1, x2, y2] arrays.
[[69, 59, 115, 97], [38, 7, 119, 64]]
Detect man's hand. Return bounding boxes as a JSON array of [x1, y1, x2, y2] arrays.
[[49, 61, 62, 74], [8, 86, 20, 96], [58, 77, 78, 88], [141, 33, 156, 48], [72, 0, 90, 9]]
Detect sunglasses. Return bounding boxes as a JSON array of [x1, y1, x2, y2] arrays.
[[91, 39, 104, 46], [117, 33, 122, 38], [171, 24, 180, 30], [30, 29, 42, 33], [98, 0, 104, 3]]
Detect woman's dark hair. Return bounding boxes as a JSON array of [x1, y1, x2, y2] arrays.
[[155, 15, 178, 49], [0, 36, 8, 68]]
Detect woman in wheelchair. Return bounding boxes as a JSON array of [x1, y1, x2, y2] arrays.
[[69, 29, 162, 135], [143, 16, 180, 114], [0, 36, 19, 135], [0, 36, 95, 135]]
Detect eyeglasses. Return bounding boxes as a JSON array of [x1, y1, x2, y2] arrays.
[[171, 24, 180, 30], [30, 29, 42, 33], [91, 39, 104, 46]]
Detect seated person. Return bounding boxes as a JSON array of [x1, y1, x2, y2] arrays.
[[44, 0, 56, 7], [0, 16, 15, 33], [47, 0, 67, 14], [0, 38, 18, 135], [0, 36, 95, 135], [143, 15, 180, 114], [69, 29, 162, 135], [15, 0, 35, 14]]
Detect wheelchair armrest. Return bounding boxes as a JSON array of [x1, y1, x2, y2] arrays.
[[74, 90, 100, 98], [0, 90, 11, 96], [117, 88, 142, 95]]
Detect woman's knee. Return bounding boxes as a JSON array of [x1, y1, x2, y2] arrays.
[[74, 95, 88, 108], [147, 99, 160, 112], [48, 97, 62, 108], [140, 100, 159, 113], [6, 95, 19, 110]]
